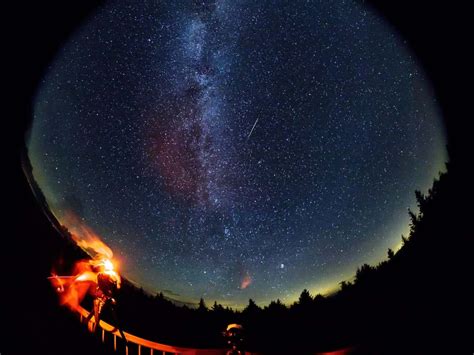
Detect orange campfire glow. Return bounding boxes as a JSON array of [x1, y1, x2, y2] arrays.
[[49, 214, 120, 310], [61, 211, 113, 260], [50, 257, 121, 310]]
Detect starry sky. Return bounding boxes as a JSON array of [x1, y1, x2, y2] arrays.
[[28, 0, 447, 308]]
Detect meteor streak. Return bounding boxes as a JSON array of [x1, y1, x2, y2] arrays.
[[246, 117, 259, 140]]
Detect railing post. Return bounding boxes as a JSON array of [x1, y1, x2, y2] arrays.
[[138, 344, 141, 355], [102, 328, 105, 343], [114, 334, 117, 351], [150, 349, 153, 355]]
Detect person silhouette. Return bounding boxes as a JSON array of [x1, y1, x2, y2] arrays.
[[85, 261, 127, 344], [223, 323, 245, 355]]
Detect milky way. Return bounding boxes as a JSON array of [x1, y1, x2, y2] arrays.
[[28, 0, 447, 307]]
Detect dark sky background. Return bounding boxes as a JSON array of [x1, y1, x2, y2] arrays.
[[28, 0, 446, 308]]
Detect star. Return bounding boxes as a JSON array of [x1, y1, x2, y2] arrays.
[[28, 0, 447, 308]]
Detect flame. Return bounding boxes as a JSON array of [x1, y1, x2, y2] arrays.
[[49, 259, 95, 310], [50, 257, 121, 310], [102, 259, 114, 272], [60, 211, 113, 259], [49, 213, 121, 310]]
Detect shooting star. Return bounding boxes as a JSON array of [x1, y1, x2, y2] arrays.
[[246, 117, 260, 141]]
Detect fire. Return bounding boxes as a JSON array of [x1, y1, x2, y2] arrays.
[[49, 213, 120, 310], [102, 259, 114, 272], [60, 211, 113, 260], [50, 256, 121, 310]]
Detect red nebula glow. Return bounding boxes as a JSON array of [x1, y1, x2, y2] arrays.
[[147, 120, 208, 205], [240, 272, 252, 289]]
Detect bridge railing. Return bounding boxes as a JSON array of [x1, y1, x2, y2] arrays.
[[74, 305, 229, 355], [73, 304, 351, 355]]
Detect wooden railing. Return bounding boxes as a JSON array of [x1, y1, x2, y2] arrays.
[[75, 305, 228, 355], [74, 305, 352, 355]]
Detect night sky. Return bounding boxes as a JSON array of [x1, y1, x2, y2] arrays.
[[28, 0, 447, 308]]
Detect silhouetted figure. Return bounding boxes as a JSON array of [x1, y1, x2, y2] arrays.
[[223, 323, 245, 355], [86, 267, 127, 344]]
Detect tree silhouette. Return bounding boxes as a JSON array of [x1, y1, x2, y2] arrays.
[[314, 293, 325, 303], [267, 298, 286, 312], [401, 234, 408, 246], [408, 208, 419, 234], [243, 298, 260, 315], [211, 300, 224, 312], [387, 248, 395, 260], [298, 289, 313, 306], [339, 280, 352, 291], [355, 264, 374, 284], [198, 297, 208, 312]]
